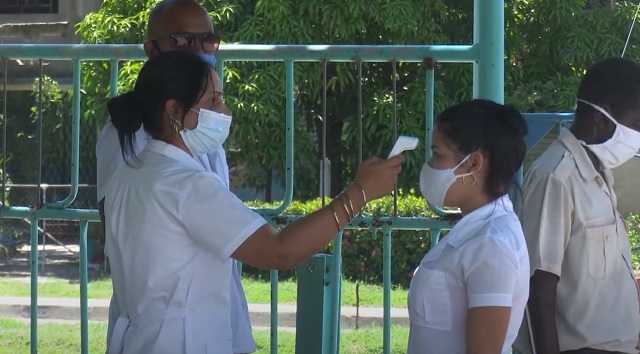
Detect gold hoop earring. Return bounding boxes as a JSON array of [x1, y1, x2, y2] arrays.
[[462, 174, 476, 186], [169, 116, 181, 134]]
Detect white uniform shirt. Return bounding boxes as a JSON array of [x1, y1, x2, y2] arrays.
[[96, 120, 257, 353], [103, 139, 267, 354], [407, 195, 529, 354]]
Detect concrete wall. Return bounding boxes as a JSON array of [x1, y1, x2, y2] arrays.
[[613, 158, 640, 216], [0, 0, 102, 90]]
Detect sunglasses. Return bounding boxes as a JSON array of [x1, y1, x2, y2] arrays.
[[156, 32, 221, 52]]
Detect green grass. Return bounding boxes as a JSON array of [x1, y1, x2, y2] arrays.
[[0, 277, 409, 308], [0, 318, 410, 354]]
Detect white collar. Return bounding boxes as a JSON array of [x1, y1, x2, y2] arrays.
[[143, 139, 205, 172], [423, 195, 514, 261]]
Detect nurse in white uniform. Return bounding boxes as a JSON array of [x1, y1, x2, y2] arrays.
[[408, 99, 530, 354], [102, 50, 404, 354]]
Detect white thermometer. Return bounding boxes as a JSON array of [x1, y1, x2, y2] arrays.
[[388, 135, 419, 158]]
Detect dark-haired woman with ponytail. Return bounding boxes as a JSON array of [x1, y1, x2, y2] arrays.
[[102, 50, 404, 354], [407, 99, 530, 354]]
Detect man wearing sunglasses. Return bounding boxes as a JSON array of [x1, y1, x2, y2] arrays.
[[95, 1, 256, 353]]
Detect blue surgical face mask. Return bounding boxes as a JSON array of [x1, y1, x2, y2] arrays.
[[198, 53, 216, 68]]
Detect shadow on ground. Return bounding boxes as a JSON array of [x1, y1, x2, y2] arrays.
[[0, 245, 105, 282]]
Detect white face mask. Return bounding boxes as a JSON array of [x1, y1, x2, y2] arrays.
[[577, 99, 640, 169], [179, 108, 231, 155], [419, 155, 472, 208]]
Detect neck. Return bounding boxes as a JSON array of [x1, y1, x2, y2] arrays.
[[569, 125, 604, 172], [458, 193, 492, 216], [156, 134, 193, 156]]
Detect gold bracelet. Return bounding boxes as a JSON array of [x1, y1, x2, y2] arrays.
[[340, 195, 354, 220], [329, 202, 341, 231], [343, 192, 356, 218], [353, 182, 367, 204]]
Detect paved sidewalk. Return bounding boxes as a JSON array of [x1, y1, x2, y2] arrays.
[[0, 296, 409, 329]]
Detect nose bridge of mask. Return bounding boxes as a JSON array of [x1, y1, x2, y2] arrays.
[[576, 99, 619, 125], [198, 108, 231, 121]]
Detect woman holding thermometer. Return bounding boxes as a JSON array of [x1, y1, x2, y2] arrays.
[[408, 99, 530, 354], [103, 51, 404, 354]]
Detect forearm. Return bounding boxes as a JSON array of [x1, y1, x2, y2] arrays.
[[275, 184, 365, 267], [529, 284, 560, 354], [466, 306, 511, 354]]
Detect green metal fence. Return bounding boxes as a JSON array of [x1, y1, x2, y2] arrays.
[[0, 1, 505, 353]]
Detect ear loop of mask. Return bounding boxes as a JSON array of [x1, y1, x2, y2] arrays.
[[454, 154, 472, 175]]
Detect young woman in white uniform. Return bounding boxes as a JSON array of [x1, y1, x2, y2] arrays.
[[102, 51, 404, 354], [408, 100, 530, 354]]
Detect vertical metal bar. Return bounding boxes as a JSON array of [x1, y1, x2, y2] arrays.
[[109, 60, 119, 98], [2, 59, 7, 205], [424, 61, 452, 217], [357, 60, 363, 164], [214, 59, 244, 276], [214, 60, 243, 275], [328, 229, 343, 354], [430, 228, 442, 248], [37, 60, 43, 207], [391, 61, 398, 216], [382, 228, 392, 354], [473, 0, 509, 192], [321, 59, 328, 204], [424, 59, 435, 161], [29, 218, 39, 354], [473, 0, 505, 102], [284, 60, 295, 202], [256, 60, 294, 214], [79, 221, 89, 354], [270, 269, 278, 354], [45, 59, 81, 208], [216, 59, 225, 90], [267, 60, 294, 354], [295, 254, 333, 354]]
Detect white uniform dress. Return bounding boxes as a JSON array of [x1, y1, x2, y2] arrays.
[[102, 139, 267, 354], [96, 120, 258, 353], [407, 195, 530, 354]]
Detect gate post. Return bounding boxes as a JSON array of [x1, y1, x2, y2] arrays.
[[295, 254, 335, 354]]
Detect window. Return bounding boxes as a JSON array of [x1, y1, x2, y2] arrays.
[[0, 0, 59, 14]]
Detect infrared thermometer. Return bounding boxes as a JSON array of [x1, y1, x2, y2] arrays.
[[388, 136, 419, 158]]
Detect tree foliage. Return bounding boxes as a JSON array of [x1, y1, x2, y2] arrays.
[[15, 0, 640, 201]]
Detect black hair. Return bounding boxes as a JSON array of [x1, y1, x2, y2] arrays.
[[107, 50, 211, 163], [436, 99, 528, 200], [575, 57, 640, 120]]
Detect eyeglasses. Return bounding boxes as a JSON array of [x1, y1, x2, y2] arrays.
[[156, 32, 221, 52]]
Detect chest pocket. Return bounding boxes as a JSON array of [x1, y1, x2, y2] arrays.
[[585, 224, 621, 279], [408, 267, 453, 331]]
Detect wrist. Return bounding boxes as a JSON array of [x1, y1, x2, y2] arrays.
[[345, 183, 367, 214]]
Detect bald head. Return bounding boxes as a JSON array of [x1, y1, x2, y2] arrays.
[[143, 0, 217, 58], [146, 0, 213, 41]]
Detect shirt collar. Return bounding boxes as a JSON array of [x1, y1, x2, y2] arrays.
[[558, 128, 601, 182], [143, 139, 204, 171], [445, 194, 514, 248], [423, 195, 514, 263]]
